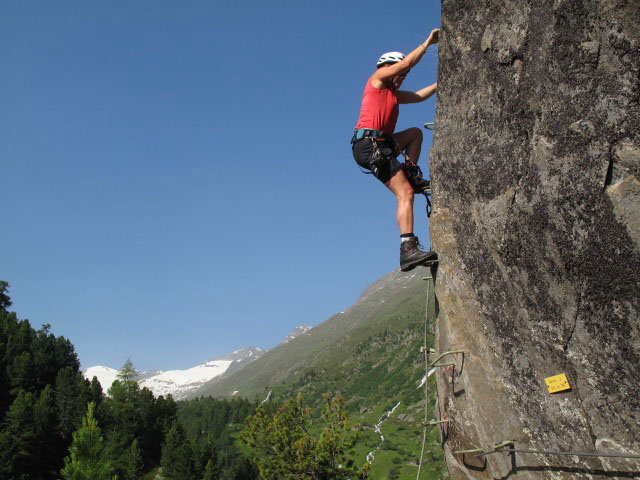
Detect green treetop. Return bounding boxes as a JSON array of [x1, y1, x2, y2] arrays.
[[61, 402, 117, 480], [116, 357, 139, 385], [242, 394, 369, 480], [0, 281, 12, 312]]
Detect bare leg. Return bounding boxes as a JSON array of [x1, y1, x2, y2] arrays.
[[392, 127, 423, 163], [385, 170, 415, 234]]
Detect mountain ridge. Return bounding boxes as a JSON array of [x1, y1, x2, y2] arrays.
[[189, 268, 432, 399], [84, 324, 311, 399]]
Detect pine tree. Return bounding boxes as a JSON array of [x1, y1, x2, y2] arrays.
[[241, 394, 369, 480], [0, 280, 12, 312], [160, 422, 182, 478], [0, 390, 36, 479], [161, 421, 196, 480], [61, 402, 117, 480], [202, 459, 217, 480], [0, 285, 92, 479], [103, 357, 141, 473], [96, 358, 177, 475], [122, 439, 144, 480], [34, 384, 65, 477], [116, 357, 139, 385], [89, 376, 104, 406], [191, 433, 217, 477], [56, 367, 89, 441]]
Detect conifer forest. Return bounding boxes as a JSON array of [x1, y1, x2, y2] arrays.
[[0, 281, 368, 480]]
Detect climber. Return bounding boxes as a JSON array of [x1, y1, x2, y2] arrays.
[[351, 28, 439, 272]]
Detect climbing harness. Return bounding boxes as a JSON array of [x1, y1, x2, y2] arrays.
[[351, 128, 392, 143], [352, 129, 397, 178], [368, 139, 394, 178], [352, 127, 434, 217]]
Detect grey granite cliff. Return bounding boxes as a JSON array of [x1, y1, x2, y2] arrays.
[[429, 1, 639, 478]]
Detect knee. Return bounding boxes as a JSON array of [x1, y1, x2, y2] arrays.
[[398, 185, 414, 203], [410, 127, 423, 143]]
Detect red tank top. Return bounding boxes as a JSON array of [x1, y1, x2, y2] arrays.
[[355, 77, 399, 136]]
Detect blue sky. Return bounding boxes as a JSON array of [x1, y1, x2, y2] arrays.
[[1, 1, 441, 371]]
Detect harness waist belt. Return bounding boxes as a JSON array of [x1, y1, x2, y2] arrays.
[[352, 128, 392, 143]]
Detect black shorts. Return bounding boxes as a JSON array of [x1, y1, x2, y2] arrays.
[[352, 138, 403, 184]]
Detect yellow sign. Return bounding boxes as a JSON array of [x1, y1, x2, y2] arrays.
[[545, 373, 571, 393]]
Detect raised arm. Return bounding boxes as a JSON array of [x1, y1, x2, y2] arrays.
[[372, 28, 439, 86], [397, 83, 437, 104]]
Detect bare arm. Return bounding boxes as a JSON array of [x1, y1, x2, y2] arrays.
[[371, 28, 439, 87], [397, 83, 437, 104]]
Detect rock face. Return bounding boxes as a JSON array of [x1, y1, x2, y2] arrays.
[[430, 1, 639, 478]]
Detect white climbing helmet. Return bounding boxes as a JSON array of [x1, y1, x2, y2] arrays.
[[376, 51, 405, 68]]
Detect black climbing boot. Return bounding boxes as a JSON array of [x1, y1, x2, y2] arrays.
[[400, 236, 438, 272], [411, 175, 431, 194], [403, 161, 431, 194]]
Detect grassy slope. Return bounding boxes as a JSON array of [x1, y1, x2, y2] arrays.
[[195, 269, 428, 399], [191, 267, 448, 479]]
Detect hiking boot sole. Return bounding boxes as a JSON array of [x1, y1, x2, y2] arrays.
[[400, 255, 438, 272]]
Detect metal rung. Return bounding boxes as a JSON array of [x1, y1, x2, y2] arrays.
[[433, 362, 455, 368], [423, 419, 450, 426], [455, 441, 514, 455], [430, 350, 464, 365]]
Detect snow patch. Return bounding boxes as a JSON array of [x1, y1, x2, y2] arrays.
[[84, 366, 118, 389], [140, 360, 233, 397], [280, 325, 312, 345], [84, 346, 268, 400], [417, 368, 436, 388]]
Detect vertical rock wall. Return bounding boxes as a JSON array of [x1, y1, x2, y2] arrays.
[[430, 1, 639, 478]]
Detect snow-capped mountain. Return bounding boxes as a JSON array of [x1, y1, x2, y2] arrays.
[[84, 326, 312, 400], [280, 324, 311, 344], [84, 365, 119, 391], [84, 347, 263, 400]]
